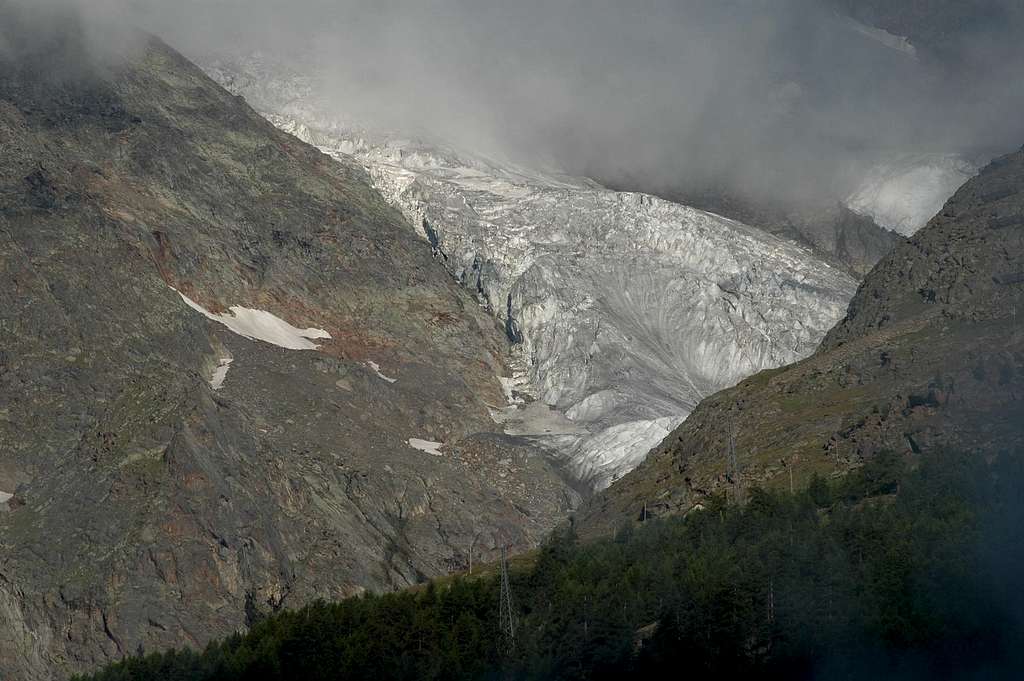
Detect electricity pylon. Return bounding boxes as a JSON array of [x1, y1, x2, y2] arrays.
[[499, 545, 518, 654]]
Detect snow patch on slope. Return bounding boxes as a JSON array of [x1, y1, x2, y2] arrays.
[[366, 361, 398, 383], [175, 290, 330, 350], [210, 355, 233, 390], [0, 491, 12, 504], [408, 438, 444, 456], [846, 154, 977, 235]]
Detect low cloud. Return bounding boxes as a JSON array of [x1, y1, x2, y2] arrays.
[[7, 0, 1024, 206]]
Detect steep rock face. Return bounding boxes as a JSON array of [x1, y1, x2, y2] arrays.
[[0, 22, 575, 681], [204, 57, 857, 489], [577, 145, 1024, 536]]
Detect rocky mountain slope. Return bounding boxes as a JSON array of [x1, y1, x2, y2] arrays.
[[579, 144, 1024, 536], [0, 17, 577, 681], [204, 56, 858, 490]]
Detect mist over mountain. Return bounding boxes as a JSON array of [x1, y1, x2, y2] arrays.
[[10, 0, 1024, 213]]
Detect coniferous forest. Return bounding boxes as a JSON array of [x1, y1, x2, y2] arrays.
[[76, 449, 1024, 681]]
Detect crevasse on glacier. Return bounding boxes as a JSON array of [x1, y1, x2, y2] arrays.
[[204, 57, 857, 490]]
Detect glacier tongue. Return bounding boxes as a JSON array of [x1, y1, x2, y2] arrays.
[[204, 57, 857, 489]]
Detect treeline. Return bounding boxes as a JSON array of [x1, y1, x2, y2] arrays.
[[76, 449, 1024, 680]]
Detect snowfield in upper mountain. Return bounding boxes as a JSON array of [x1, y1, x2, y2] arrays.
[[846, 153, 978, 235], [175, 289, 331, 350], [204, 56, 857, 489]]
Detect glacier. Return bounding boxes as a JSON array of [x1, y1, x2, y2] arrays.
[[204, 56, 857, 489], [845, 153, 978, 236]]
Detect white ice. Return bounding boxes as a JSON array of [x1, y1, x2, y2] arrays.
[[846, 154, 977, 235], [174, 290, 331, 350], [210, 356, 233, 390], [572, 417, 677, 490], [408, 438, 444, 456], [499, 374, 529, 405], [0, 491, 13, 504], [366, 361, 398, 383]]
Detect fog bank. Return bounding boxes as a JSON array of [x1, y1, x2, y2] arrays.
[[8, 0, 1024, 206]]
